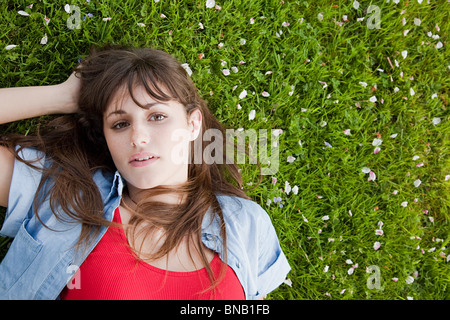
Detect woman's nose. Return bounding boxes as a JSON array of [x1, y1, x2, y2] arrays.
[[130, 125, 150, 147]]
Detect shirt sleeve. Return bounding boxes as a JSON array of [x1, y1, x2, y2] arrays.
[[255, 206, 291, 298], [0, 147, 45, 238]]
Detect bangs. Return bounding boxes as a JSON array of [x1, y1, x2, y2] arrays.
[[108, 62, 191, 113]]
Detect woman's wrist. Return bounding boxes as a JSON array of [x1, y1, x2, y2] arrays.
[[56, 73, 81, 114]]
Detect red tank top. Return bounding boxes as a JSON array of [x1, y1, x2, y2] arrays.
[[60, 207, 245, 300]]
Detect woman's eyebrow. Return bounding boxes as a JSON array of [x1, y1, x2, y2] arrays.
[[105, 102, 166, 119]]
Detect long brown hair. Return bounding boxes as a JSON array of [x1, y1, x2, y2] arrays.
[[1, 44, 253, 291]]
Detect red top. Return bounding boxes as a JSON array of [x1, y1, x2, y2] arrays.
[[60, 208, 245, 300]]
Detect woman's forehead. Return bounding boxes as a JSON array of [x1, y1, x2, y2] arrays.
[[104, 84, 187, 118], [106, 84, 171, 112]]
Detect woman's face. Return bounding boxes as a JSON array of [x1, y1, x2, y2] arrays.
[[103, 85, 202, 198]]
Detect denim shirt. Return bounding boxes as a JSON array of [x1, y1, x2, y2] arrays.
[[0, 148, 290, 300]]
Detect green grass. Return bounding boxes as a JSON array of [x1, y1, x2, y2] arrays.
[[0, 0, 449, 300]]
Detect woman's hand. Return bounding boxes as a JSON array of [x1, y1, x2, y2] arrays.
[[58, 72, 82, 114]]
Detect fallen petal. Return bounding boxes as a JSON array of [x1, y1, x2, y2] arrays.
[[205, 0, 215, 8], [432, 118, 441, 126], [414, 179, 422, 187], [180, 63, 192, 76], [372, 138, 383, 146], [40, 34, 48, 45], [249, 109, 256, 120], [373, 241, 381, 250]]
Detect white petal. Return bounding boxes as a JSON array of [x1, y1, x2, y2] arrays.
[[18, 10, 30, 16], [373, 241, 381, 250], [249, 109, 256, 120], [285, 181, 291, 194], [239, 89, 247, 99], [372, 138, 383, 146], [205, 0, 215, 8], [432, 117, 441, 126], [180, 63, 192, 76], [287, 156, 296, 163], [283, 278, 293, 287], [401, 50, 408, 59], [362, 167, 371, 174], [40, 34, 48, 45], [5, 45, 18, 50]]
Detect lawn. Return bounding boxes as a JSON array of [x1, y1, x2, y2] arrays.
[[0, 0, 449, 300]]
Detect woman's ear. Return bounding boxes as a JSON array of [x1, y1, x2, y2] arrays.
[[188, 109, 202, 141]]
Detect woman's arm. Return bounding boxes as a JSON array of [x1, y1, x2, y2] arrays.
[[0, 72, 80, 125], [0, 73, 81, 207]]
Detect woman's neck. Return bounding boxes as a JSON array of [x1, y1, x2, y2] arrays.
[[125, 184, 187, 206]]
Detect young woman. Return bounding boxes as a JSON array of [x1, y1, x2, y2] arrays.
[[0, 44, 290, 300]]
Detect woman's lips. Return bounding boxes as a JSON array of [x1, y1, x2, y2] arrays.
[[129, 152, 159, 167]]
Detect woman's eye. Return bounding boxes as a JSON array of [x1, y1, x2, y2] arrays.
[[150, 114, 166, 121], [112, 121, 129, 129]]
